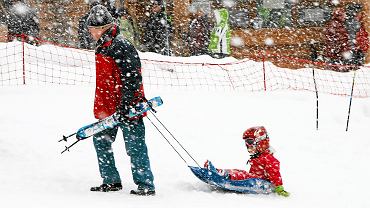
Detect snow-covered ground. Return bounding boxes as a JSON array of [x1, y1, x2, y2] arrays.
[[1, 84, 370, 208]]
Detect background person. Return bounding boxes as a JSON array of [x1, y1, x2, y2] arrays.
[[323, 8, 350, 72], [117, 7, 139, 47], [6, 0, 39, 45], [187, 7, 212, 56], [208, 6, 231, 58], [142, 0, 170, 55], [353, 11, 369, 67]]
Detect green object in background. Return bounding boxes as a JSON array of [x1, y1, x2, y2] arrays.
[[208, 8, 231, 55], [257, 7, 271, 21], [278, 14, 287, 28], [119, 18, 137, 47]]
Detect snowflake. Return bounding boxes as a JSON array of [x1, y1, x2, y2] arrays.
[[12, 2, 30, 16], [223, 0, 236, 8], [231, 36, 244, 47], [342, 51, 352, 60], [331, 0, 340, 5], [264, 38, 274, 46]]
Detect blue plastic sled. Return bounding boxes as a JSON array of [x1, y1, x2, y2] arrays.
[[189, 166, 274, 194]]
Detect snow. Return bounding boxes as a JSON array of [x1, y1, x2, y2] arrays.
[[230, 36, 244, 47], [264, 37, 274, 46], [1, 53, 370, 207], [11, 2, 31, 16]]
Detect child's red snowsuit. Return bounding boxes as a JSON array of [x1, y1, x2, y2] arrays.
[[225, 150, 283, 187]]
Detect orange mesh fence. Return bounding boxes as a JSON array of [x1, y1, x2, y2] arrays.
[[0, 35, 369, 98]]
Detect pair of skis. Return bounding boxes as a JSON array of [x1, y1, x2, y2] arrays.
[[59, 96, 163, 154]]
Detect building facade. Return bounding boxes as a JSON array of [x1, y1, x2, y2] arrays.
[[0, 0, 369, 67]]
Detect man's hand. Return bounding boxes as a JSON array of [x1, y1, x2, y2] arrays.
[[116, 107, 130, 123]]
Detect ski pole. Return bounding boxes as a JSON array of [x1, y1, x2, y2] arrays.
[[59, 132, 77, 142], [146, 116, 189, 165], [61, 139, 80, 154], [346, 70, 357, 131], [149, 110, 201, 168]]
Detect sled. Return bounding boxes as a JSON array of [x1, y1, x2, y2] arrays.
[[189, 166, 274, 194]]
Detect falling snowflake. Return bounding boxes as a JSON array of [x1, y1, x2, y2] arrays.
[[223, 0, 236, 8], [331, 0, 340, 5], [12, 2, 30, 16], [231, 36, 244, 47], [264, 38, 274, 46], [342, 51, 352, 60]]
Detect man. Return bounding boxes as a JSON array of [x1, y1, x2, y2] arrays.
[[87, 5, 155, 196]]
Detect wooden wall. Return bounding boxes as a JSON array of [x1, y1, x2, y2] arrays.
[[0, 0, 121, 46], [228, 0, 370, 68], [0, 0, 369, 67]]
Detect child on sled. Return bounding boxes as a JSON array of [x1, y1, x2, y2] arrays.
[[205, 126, 290, 197]]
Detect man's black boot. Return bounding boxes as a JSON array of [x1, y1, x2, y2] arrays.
[[90, 183, 122, 192], [130, 188, 155, 196]]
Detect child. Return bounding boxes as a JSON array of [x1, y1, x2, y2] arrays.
[[205, 126, 289, 197]]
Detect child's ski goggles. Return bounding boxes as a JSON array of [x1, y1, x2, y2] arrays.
[[244, 138, 255, 146], [244, 134, 268, 146]]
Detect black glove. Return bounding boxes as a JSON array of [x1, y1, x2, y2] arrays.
[[116, 106, 130, 123]]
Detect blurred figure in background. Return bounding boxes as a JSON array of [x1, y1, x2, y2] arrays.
[[0, 3, 6, 25], [187, 6, 212, 56], [208, 6, 231, 59], [344, 3, 369, 69], [6, 0, 39, 45], [117, 7, 139, 47], [344, 3, 362, 70], [323, 8, 350, 72], [143, 0, 171, 55], [78, 0, 100, 50], [353, 12, 369, 67]]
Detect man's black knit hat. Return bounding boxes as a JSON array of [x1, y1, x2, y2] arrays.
[[89, 0, 101, 8], [87, 5, 113, 27]]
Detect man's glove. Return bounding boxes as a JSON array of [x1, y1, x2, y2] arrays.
[[274, 185, 290, 197], [115, 106, 131, 123]]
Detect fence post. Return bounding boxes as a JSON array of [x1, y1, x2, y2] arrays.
[[262, 50, 266, 91], [312, 68, 319, 130], [22, 34, 26, 85]]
